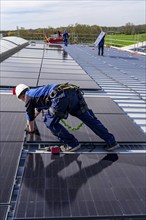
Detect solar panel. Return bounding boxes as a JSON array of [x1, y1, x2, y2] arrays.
[[42, 61, 79, 66], [0, 71, 39, 79], [43, 59, 78, 65], [0, 206, 9, 220], [1, 66, 40, 73], [0, 94, 25, 112], [0, 77, 37, 87], [13, 48, 44, 58], [1, 61, 41, 68], [84, 97, 124, 114], [25, 112, 146, 144], [0, 95, 121, 113], [42, 64, 82, 70], [0, 112, 26, 142], [44, 50, 73, 60], [3, 57, 42, 64], [14, 153, 146, 219], [39, 73, 93, 81], [38, 79, 100, 90], [0, 142, 23, 204], [41, 68, 87, 74]]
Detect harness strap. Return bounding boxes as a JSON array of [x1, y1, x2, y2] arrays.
[[50, 83, 80, 98], [61, 119, 84, 131]]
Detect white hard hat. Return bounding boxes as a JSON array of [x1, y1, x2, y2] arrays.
[[15, 84, 29, 98]]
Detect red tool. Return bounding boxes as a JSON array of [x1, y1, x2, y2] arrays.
[[12, 88, 16, 95], [50, 146, 60, 155]]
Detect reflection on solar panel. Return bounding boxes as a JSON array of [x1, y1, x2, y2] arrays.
[[41, 68, 86, 74], [39, 73, 93, 81], [38, 79, 100, 90], [1, 45, 101, 91], [0, 112, 26, 141], [0, 206, 9, 220], [0, 77, 38, 87], [0, 37, 29, 62], [0, 71, 39, 78], [0, 142, 23, 204], [14, 153, 146, 219], [0, 94, 25, 112]]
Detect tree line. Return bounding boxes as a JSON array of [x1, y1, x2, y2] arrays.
[[1, 23, 146, 40]]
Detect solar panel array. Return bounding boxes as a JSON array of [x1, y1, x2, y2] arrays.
[[0, 46, 26, 218], [14, 153, 146, 220], [0, 37, 29, 62], [1, 44, 100, 90], [0, 41, 146, 220]]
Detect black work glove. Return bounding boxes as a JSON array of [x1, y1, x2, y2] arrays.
[[24, 127, 35, 134], [25, 127, 40, 135]]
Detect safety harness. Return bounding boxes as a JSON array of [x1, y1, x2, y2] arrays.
[[49, 83, 80, 98], [47, 83, 87, 131]]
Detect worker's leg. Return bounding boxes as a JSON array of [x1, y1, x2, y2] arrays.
[[43, 112, 79, 147], [77, 109, 117, 146], [101, 46, 104, 56], [98, 46, 100, 55]]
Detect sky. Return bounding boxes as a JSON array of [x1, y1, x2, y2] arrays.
[[1, 0, 146, 30]]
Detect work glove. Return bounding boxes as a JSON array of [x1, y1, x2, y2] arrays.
[[24, 126, 40, 135]]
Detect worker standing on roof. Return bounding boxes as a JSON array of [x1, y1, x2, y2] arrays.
[[63, 30, 69, 46], [98, 35, 105, 56], [15, 83, 119, 152]]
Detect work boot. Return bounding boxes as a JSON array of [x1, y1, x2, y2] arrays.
[[60, 144, 81, 152], [104, 143, 120, 151]]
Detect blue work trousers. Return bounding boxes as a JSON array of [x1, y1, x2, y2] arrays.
[[43, 89, 116, 147], [64, 39, 68, 46]]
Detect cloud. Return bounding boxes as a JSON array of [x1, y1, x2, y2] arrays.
[[1, 0, 145, 30]]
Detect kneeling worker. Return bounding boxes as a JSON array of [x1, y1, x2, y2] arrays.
[[15, 83, 119, 152]]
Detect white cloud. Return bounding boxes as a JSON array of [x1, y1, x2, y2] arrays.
[[1, 0, 145, 30]]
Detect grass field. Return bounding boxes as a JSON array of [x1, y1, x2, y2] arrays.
[[105, 33, 146, 47]]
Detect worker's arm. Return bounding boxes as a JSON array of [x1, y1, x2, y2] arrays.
[[26, 109, 41, 133], [35, 109, 41, 118]]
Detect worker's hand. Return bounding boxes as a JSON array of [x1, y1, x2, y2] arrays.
[[25, 126, 40, 135], [24, 126, 35, 134]]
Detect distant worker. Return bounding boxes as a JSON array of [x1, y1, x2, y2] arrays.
[[15, 83, 119, 152], [58, 30, 61, 38], [98, 35, 105, 56], [63, 30, 69, 46]]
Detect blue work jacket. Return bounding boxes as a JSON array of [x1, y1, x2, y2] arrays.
[[25, 84, 58, 121]]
